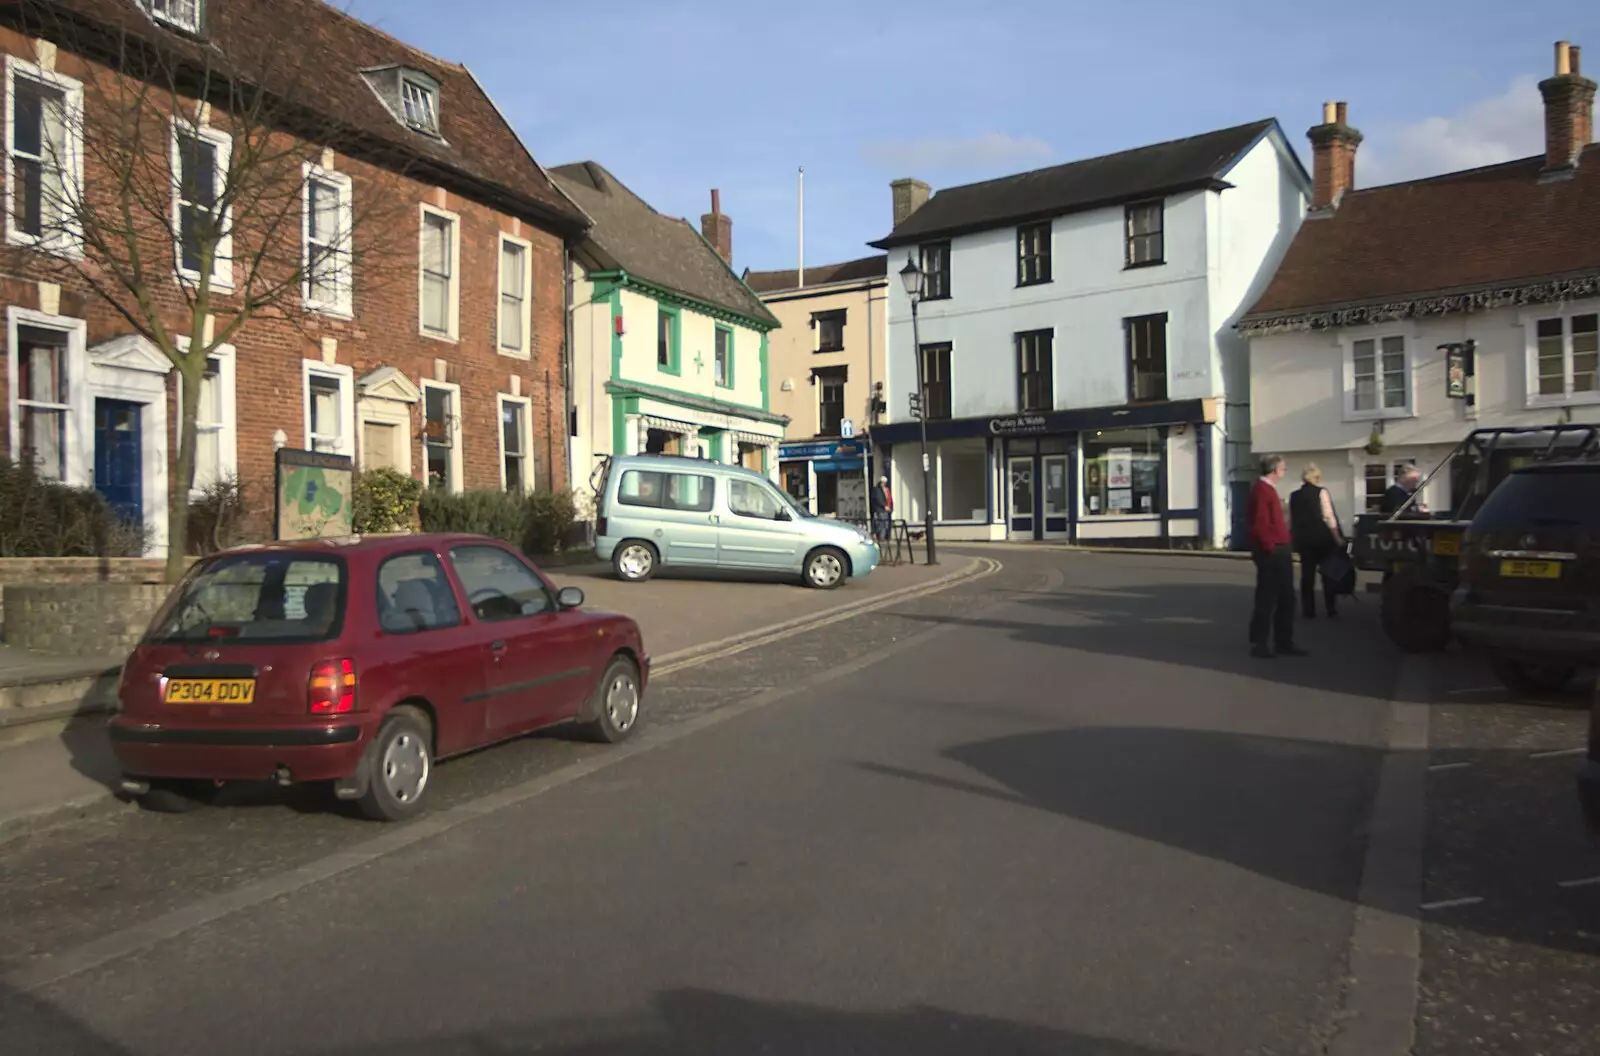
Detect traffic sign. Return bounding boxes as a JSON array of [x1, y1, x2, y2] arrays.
[[840, 418, 855, 439]]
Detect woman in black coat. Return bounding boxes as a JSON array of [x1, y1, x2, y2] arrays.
[[1289, 463, 1344, 618]]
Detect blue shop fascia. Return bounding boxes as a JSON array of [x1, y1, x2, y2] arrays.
[[777, 437, 874, 519]]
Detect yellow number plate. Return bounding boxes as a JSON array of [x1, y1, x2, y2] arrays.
[[1500, 560, 1561, 580], [1432, 534, 1460, 556], [165, 678, 256, 704]]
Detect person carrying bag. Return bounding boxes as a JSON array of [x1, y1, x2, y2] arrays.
[[1289, 464, 1347, 618]]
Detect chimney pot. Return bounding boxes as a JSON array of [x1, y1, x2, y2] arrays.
[[710, 188, 720, 215], [1308, 102, 1361, 210], [1539, 39, 1596, 176]]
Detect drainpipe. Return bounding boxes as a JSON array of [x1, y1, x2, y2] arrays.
[[562, 243, 575, 493]]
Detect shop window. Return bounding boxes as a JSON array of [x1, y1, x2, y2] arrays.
[[1083, 427, 1161, 516], [939, 438, 988, 522]]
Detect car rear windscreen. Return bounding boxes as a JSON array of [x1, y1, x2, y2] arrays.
[[147, 553, 346, 644], [1471, 468, 1600, 533]]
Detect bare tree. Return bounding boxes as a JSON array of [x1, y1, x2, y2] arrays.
[[6, 2, 415, 579]]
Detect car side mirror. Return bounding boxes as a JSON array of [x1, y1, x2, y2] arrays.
[[775, 508, 792, 522], [556, 586, 585, 609]]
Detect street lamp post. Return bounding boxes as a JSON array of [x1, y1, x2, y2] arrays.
[[898, 257, 938, 566]]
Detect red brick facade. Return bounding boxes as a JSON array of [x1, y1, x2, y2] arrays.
[[0, 13, 577, 553]]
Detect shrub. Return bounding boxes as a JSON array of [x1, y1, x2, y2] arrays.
[[186, 476, 251, 556], [417, 488, 527, 545], [522, 489, 578, 555], [352, 469, 423, 534], [0, 457, 147, 557]]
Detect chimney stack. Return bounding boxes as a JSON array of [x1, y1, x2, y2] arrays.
[[891, 178, 931, 227], [1308, 100, 1362, 211], [701, 188, 732, 263], [1539, 40, 1595, 177]]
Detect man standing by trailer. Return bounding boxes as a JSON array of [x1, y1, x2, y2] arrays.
[[1248, 454, 1306, 659]]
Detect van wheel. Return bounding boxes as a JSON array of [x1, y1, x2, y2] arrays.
[[803, 547, 848, 590], [1488, 655, 1576, 697], [614, 541, 658, 583], [577, 655, 643, 743], [358, 707, 433, 822]]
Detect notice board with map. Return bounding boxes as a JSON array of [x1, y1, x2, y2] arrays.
[[275, 448, 355, 540]]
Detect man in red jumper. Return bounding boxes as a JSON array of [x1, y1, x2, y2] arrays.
[[1248, 454, 1305, 659]]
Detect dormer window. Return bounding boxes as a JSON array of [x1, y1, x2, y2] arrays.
[[401, 76, 437, 135], [359, 65, 444, 140], [148, 0, 202, 33]]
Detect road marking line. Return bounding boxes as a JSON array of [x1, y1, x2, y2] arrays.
[[1327, 658, 1429, 1056], [1529, 747, 1586, 760], [1420, 896, 1485, 911], [1446, 686, 1502, 696], [1557, 875, 1600, 889], [1428, 762, 1472, 771], [2, 556, 1005, 996]]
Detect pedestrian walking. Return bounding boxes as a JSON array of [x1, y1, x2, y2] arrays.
[[1290, 464, 1344, 619], [870, 475, 893, 542], [1248, 454, 1305, 659]]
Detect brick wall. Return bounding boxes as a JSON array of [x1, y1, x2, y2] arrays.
[[0, 25, 573, 550]]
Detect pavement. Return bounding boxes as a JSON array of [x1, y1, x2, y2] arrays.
[[0, 547, 1594, 1055], [0, 556, 968, 839]]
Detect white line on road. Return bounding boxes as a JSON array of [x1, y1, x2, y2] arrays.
[[1557, 875, 1600, 889], [1420, 896, 1486, 911], [1445, 686, 1502, 696], [1428, 762, 1472, 771], [1529, 747, 1587, 760]]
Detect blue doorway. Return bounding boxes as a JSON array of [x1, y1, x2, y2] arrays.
[[94, 398, 143, 525]]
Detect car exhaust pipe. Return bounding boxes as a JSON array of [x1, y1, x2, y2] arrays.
[[119, 777, 150, 796], [274, 766, 293, 787]]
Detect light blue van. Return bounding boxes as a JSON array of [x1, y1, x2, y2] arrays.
[[593, 454, 879, 589]]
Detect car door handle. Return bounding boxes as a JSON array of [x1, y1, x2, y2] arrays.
[[490, 640, 507, 654]]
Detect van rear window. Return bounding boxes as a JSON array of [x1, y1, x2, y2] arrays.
[[147, 553, 345, 643], [617, 470, 714, 513], [1473, 468, 1600, 532]]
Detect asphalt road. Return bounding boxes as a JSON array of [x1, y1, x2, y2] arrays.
[[5, 546, 1583, 1055]]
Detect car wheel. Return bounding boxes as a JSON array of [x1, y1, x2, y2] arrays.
[[613, 541, 658, 583], [578, 655, 643, 744], [803, 547, 848, 590], [135, 779, 216, 814], [1488, 655, 1576, 697], [357, 706, 433, 822]]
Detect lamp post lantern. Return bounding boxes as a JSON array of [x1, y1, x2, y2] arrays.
[[898, 256, 938, 566]]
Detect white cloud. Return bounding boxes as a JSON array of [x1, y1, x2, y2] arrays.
[[1361, 75, 1546, 186], [859, 132, 1052, 172]]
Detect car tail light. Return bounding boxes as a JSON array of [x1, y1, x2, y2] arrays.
[[309, 659, 357, 714], [596, 515, 608, 537]]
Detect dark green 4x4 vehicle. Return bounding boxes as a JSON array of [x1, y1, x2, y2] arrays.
[[1451, 460, 1600, 695]]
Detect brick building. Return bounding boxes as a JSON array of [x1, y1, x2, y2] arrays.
[[0, 0, 589, 556]]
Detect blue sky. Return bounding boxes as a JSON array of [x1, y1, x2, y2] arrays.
[[346, 0, 1598, 274]]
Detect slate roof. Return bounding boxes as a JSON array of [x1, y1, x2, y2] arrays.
[[16, 0, 587, 233], [869, 119, 1285, 248], [742, 255, 888, 295], [1242, 145, 1600, 326], [551, 162, 778, 328]]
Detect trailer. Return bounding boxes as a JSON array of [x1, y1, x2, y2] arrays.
[[1351, 425, 1600, 652]]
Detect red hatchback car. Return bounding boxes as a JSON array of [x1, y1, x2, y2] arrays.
[[110, 533, 649, 820]]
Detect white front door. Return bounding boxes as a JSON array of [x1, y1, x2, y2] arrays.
[[1007, 456, 1035, 540]]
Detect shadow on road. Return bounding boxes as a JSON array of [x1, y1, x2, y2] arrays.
[[0, 979, 1193, 1055], [856, 724, 1599, 957], [893, 577, 1403, 699], [296, 987, 1191, 1055]]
